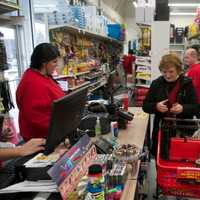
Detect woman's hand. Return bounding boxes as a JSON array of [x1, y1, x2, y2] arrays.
[[170, 103, 183, 114], [156, 99, 169, 113], [17, 138, 46, 156]]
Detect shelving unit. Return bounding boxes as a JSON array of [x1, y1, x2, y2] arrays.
[[49, 17, 123, 100], [134, 56, 151, 107], [0, 1, 19, 14], [0, 1, 22, 25], [169, 43, 185, 59], [49, 24, 123, 44], [89, 80, 107, 94], [68, 81, 90, 91], [135, 56, 151, 87], [53, 71, 90, 80]]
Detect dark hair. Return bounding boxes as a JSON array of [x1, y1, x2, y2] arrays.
[[30, 43, 60, 70], [128, 49, 134, 54]]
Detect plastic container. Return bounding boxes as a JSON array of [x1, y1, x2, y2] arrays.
[[111, 121, 119, 138], [95, 117, 101, 136]]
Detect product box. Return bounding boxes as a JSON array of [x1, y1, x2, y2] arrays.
[[48, 135, 97, 200]]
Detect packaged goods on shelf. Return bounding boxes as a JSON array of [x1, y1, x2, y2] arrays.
[[107, 24, 125, 41], [136, 72, 151, 81], [170, 24, 175, 43], [175, 27, 184, 44]]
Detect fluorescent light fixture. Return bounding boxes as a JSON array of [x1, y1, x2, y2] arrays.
[[133, 1, 138, 7], [168, 3, 200, 7], [170, 12, 197, 16], [34, 4, 56, 8]]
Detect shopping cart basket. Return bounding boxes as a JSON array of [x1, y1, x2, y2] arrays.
[[156, 118, 200, 199]]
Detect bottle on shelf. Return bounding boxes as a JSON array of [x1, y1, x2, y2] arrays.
[[95, 116, 101, 136]]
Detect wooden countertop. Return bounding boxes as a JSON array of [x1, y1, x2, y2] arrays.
[[120, 180, 137, 200], [117, 107, 149, 149], [103, 107, 149, 149], [115, 107, 149, 200]]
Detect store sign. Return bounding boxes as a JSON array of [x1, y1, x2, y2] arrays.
[[48, 135, 97, 199]]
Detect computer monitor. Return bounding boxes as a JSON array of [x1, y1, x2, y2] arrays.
[[44, 86, 88, 155]]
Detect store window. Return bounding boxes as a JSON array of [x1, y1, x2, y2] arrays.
[[0, 27, 19, 81]]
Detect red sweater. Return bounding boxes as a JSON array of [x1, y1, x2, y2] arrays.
[[187, 63, 200, 103], [16, 69, 65, 141]]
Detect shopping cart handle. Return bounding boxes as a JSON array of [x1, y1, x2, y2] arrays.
[[164, 117, 200, 123]]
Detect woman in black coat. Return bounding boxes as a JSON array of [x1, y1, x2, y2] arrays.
[[142, 54, 199, 158]]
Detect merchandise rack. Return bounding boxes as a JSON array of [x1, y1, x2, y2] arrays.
[[49, 24, 123, 45], [0, 1, 19, 14]]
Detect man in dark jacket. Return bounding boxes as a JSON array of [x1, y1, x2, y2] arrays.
[[142, 54, 198, 158]]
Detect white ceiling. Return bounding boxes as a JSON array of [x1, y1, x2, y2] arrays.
[[169, 0, 199, 14], [33, 0, 200, 15]]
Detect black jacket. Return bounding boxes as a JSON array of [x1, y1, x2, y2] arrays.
[[142, 75, 199, 156]]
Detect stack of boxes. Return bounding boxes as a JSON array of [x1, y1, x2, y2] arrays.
[[134, 56, 151, 107], [47, 0, 125, 40], [0, 32, 8, 71]]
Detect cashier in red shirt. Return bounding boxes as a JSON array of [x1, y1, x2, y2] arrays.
[[16, 43, 65, 141]]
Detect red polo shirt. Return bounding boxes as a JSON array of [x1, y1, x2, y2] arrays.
[[187, 63, 200, 103], [16, 68, 65, 141]]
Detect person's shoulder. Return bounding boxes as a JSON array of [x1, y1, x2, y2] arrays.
[[189, 63, 200, 72], [151, 76, 163, 85], [181, 75, 193, 85], [22, 68, 37, 78], [21, 69, 45, 87]]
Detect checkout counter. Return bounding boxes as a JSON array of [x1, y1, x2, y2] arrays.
[[0, 107, 149, 200]]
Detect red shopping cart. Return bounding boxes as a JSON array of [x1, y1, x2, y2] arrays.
[[156, 118, 200, 199]]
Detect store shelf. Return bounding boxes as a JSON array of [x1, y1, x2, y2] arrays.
[[0, 1, 19, 14], [136, 22, 151, 27], [136, 84, 150, 88], [54, 71, 90, 80], [49, 24, 123, 45], [68, 81, 90, 91], [89, 80, 107, 93], [170, 43, 185, 46], [0, 15, 24, 25]]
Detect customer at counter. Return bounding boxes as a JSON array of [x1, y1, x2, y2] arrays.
[[142, 53, 199, 157], [16, 43, 65, 141]]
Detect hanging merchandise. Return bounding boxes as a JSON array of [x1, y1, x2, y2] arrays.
[[175, 27, 184, 44], [0, 81, 14, 113], [0, 32, 8, 71], [0, 97, 4, 112], [170, 24, 175, 43], [188, 23, 199, 39], [188, 8, 200, 39]]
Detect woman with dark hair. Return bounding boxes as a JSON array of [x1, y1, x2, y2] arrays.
[[16, 43, 65, 141], [142, 53, 199, 157]]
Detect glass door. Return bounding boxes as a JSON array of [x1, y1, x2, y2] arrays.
[[0, 26, 21, 132]]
